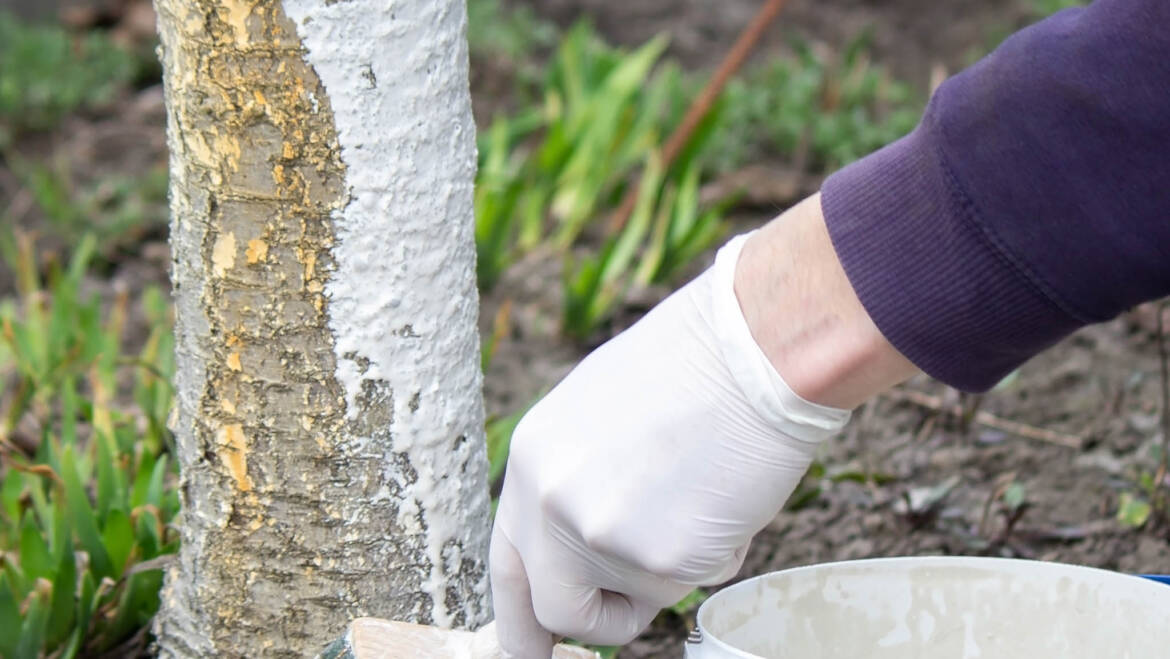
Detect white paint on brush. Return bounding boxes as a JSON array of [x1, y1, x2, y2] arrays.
[[283, 0, 491, 628]]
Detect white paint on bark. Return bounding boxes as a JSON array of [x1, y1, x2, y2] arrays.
[[283, 0, 491, 628]]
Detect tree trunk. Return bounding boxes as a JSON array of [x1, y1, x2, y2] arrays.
[[152, 1, 491, 656]]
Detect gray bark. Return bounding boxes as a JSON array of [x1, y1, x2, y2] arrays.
[[152, 1, 491, 656]]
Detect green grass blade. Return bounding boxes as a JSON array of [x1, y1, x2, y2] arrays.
[[15, 580, 52, 659], [556, 23, 590, 113], [561, 254, 604, 338], [0, 573, 21, 657], [57, 628, 84, 659], [61, 447, 113, 579], [74, 571, 97, 649], [64, 235, 97, 285], [129, 450, 156, 510], [633, 185, 676, 287], [101, 509, 134, 578], [668, 163, 701, 245], [0, 573, 18, 655], [1, 470, 24, 523], [18, 513, 52, 582], [599, 152, 662, 286], [486, 407, 528, 488], [146, 455, 168, 508], [134, 510, 160, 559], [61, 375, 79, 445], [94, 435, 120, 522], [602, 34, 669, 100], [46, 540, 77, 647], [103, 569, 163, 649]]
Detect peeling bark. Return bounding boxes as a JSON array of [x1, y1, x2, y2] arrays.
[[152, 1, 491, 656]]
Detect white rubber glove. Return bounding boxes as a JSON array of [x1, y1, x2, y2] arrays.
[[489, 234, 851, 657]]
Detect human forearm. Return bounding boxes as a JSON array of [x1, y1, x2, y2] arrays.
[[822, 0, 1170, 391], [735, 194, 918, 409]]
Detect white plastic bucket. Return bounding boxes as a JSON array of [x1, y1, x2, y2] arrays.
[[684, 557, 1170, 658]]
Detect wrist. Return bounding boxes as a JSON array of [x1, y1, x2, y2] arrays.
[[733, 193, 918, 409], [706, 235, 852, 442]]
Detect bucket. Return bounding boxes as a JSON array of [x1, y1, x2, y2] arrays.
[[684, 557, 1170, 658]]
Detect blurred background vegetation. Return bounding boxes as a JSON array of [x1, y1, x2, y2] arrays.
[[9, 1, 1167, 658]]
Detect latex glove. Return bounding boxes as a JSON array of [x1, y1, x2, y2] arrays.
[[489, 234, 851, 657]]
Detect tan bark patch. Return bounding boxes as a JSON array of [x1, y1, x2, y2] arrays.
[[220, 0, 258, 47], [211, 232, 236, 276], [217, 424, 253, 493], [245, 238, 268, 264]]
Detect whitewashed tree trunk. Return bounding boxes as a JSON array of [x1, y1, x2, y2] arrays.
[[152, 1, 491, 656]]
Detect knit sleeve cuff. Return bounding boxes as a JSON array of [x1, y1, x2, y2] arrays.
[[820, 115, 1082, 392]]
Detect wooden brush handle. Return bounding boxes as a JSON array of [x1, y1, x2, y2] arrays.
[[330, 617, 599, 659]]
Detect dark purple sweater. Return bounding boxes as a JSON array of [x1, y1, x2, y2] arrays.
[[822, 0, 1170, 392]]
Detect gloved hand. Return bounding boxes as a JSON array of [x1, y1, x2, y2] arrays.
[[489, 234, 851, 658]]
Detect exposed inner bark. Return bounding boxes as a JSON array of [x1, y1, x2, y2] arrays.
[[152, 1, 487, 656]]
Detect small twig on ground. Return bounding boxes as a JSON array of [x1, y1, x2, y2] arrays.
[[1013, 518, 1123, 543], [847, 399, 876, 483], [125, 553, 176, 577], [912, 413, 937, 445], [0, 433, 16, 457], [884, 387, 1084, 450], [607, 0, 790, 233], [957, 391, 985, 435], [977, 472, 1016, 539]]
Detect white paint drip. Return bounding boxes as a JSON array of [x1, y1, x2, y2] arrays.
[[284, 0, 491, 628]]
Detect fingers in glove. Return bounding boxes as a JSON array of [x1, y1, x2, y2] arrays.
[[577, 519, 750, 587], [707, 540, 752, 585], [490, 528, 556, 659], [527, 573, 669, 646]]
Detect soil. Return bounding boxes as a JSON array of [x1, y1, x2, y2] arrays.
[[3, 1, 1168, 658], [508, 0, 1038, 91]]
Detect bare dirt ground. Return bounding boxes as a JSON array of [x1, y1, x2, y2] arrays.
[[509, 0, 1036, 91]]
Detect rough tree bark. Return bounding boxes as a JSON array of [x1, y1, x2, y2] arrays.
[[151, 1, 492, 656]]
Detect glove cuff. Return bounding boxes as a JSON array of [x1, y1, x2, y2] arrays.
[[708, 233, 852, 443]]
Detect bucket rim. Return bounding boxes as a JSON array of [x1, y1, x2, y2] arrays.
[[693, 556, 1170, 659]]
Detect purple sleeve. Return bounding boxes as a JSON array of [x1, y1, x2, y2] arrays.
[[821, 0, 1170, 392]]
